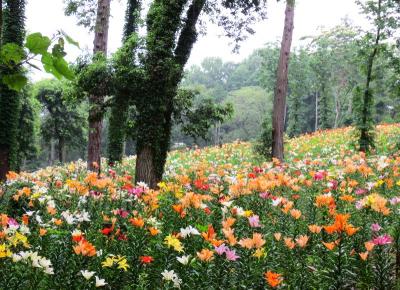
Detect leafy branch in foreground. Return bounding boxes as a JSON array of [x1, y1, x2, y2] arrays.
[[0, 30, 78, 91]]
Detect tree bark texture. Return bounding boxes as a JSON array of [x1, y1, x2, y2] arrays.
[[87, 0, 110, 172], [0, 146, 9, 180], [272, 0, 295, 161], [135, 145, 157, 188]]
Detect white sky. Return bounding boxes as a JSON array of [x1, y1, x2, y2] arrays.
[[26, 0, 368, 80]]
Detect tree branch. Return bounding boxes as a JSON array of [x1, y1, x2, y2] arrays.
[[174, 0, 206, 68]]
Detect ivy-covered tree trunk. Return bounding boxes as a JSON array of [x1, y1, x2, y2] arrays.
[[57, 137, 65, 163], [0, 0, 25, 181], [49, 140, 56, 166], [107, 0, 141, 165], [271, 0, 295, 161], [134, 0, 205, 188], [334, 91, 340, 128], [359, 3, 381, 152], [314, 92, 318, 131], [0, 0, 3, 44], [108, 94, 130, 164], [319, 83, 331, 129], [87, 0, 110, 172]]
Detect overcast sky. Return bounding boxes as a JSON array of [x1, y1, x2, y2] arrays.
[[26, 0, 368, 80]]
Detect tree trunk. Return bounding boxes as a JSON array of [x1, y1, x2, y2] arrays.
[[57, 137, 65, 163], [0, 0, 3, 45], [334, 91, 340, 128], [107, 94, 129, 164], [135, 145, 157, 188], [87, 116, 103, 169], [271, 0, 295, 161], [87, 0, 111, 172], [50, 139, 56, 165], [0, 0, 2, 177], [0, 146, 9, 180], [0, 0, 25, 181], [134, 0, 205, 188], [107, 0, 141, 165], [315, 92, 318, 131], [359, 0, 381, 152]]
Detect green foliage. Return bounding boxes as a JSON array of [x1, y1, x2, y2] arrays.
[[111, 34, 143, 96], [206, 0, 268, 50], [2, 73, 28, 91], [0, 0, 26, 176], [286, 49, 314, 136], [253, 118, 273, 159], [223, 86, 272, 141], [64, 0, 98, 30], [107, 0, 142, 164], [25, 32, 51, 54], [0, 31, 77, 91], [61, 30, 80, 48], [353, 0, 399, 152], [34, 79, 88, 163], [16, 86, 41, 169], [352, 86, 376, 151], [181, 53, 267, 146], [128, 0, 270, 186], [259, 44, 280, 92], [181, 21, 398, 154], [76, 53, 114, 99], [0, 43, 25, 66], [174, 90, 234, 142], [107, 94, 130, 164]]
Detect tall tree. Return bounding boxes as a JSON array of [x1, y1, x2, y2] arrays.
[[16, 86, 40, 170], [355, 0, 399, 152], [0, 0, 26, 180], [87, 0, 111, 171], [107, 0, 141, 165], [0, 0, 3, 45], [286, 48, 314, 137], [134, 0, 267, 188], [134, 0, 204, 188], [35, 80, 87, 164], [357, 0, 382, 152], [65, 0, 112, 171], [271, 0, 295, 161]]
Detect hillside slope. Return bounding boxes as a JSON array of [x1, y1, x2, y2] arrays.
[[0, 124, 400, 289]]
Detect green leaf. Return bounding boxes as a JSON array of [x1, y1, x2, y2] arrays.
[[61, 31, 80, 48], [2, 74, 28, 91], [41, 53, 74, 80], [53, 57, 74, 80], [52, 43, 67, 58], [41, 52, 62, 79], [60, 30, 80, 48], [195, 224, 208, 232], [0, 43, 25, 66], [41, 52, 53, 68], [26, 32, 51, 55]]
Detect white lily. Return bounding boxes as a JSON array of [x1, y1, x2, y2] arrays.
[[81, 270, 95, 280], [176, 255, 191, 265], [95, 276, 107, 287]]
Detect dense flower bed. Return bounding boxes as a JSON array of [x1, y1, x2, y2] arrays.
[[0, 124, 400, 289]]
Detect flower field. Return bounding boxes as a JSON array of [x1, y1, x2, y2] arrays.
[[1, 124, 400, 289]]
